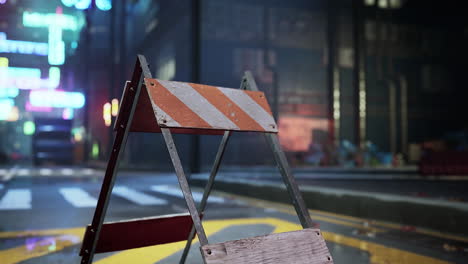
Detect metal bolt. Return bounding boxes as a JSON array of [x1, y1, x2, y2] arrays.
[[120, 124, 124, 128], [90, 229, 95, 233]]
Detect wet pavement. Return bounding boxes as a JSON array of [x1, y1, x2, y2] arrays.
[[0, 170, 467, 263]]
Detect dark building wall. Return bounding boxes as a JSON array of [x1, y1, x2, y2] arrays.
[[105, 0, 468, 169]]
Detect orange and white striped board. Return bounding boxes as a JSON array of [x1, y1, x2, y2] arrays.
[[128, 78, 278, 135]]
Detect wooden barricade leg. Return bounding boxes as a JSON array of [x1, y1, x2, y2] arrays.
[[179, 130, 231, 263], [161, 128, 209, 246], [243, 71, 314, 228], [179, 76, 249, 264], [80, 55, 151, 264]]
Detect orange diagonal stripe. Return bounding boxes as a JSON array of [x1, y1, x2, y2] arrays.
[[148, 80, 211, 128], [245, 91, 274, 115], [190, 83, 265, 131]]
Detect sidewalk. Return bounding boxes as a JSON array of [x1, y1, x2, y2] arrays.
[[190, 171, 468, 237]]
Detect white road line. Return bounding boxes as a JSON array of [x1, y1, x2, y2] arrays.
[[39, 168, 53, 176], [0, 189, 32, 210], [61, 168, 74, 176], [150, 185, 225, 203], [113, 186, 167, 205], [17, 169, 30, 176], [59, 188, 97, 208]]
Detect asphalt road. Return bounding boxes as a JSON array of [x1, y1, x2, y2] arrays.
[[0, 169, 467, 263]]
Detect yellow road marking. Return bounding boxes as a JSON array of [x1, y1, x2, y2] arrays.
[[0, 228, 84, 264], [0, 218, 451, 264], [217, 190, 468, 243]]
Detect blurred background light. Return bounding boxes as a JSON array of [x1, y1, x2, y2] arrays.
[[74, 0, 92, 10], [96, 0, 112, 11], [61, 0, 79, 7], [6, 106, 19, 121], [0, 98, 14, 120], [29, 90, 85, 109], [111, 98, 118, 117], [91, 142, 99, 159], [62, 108, 74, 120], [103, 102, 111, 126], [23, 121, 36, 135]]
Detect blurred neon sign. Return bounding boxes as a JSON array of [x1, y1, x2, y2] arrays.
[[0, 32, 48, 56], [30, 90, 85, 109], [22, 12, 81, 31], [48, 25, 65, 65], [23, 12, 83, 65], [1, 57, 60, 90]]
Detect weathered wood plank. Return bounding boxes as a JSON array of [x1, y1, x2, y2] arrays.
[[201, 228, 333, 264]]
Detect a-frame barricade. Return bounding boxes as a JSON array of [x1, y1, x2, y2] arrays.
[[79, 55, 333, 264]]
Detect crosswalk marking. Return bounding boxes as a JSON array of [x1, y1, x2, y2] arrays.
[[0, 189, 31, 210], [59, 188, 97, 208], [150, 185, 225, 203], [112, 186, 167, 205]]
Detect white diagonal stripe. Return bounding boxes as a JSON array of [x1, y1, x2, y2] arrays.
[[150, 185, 225, 203], [219, 88, 277, 131], [59, 188, 97, 208], [0, 189, 31, 210], [158, 80, 239, 130], [152, 102, 181, 127], [113, 186, 167, 205]]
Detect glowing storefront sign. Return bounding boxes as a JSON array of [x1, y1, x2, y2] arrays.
[[0, 32, 48, 56], [29, 90, 85, 109]]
